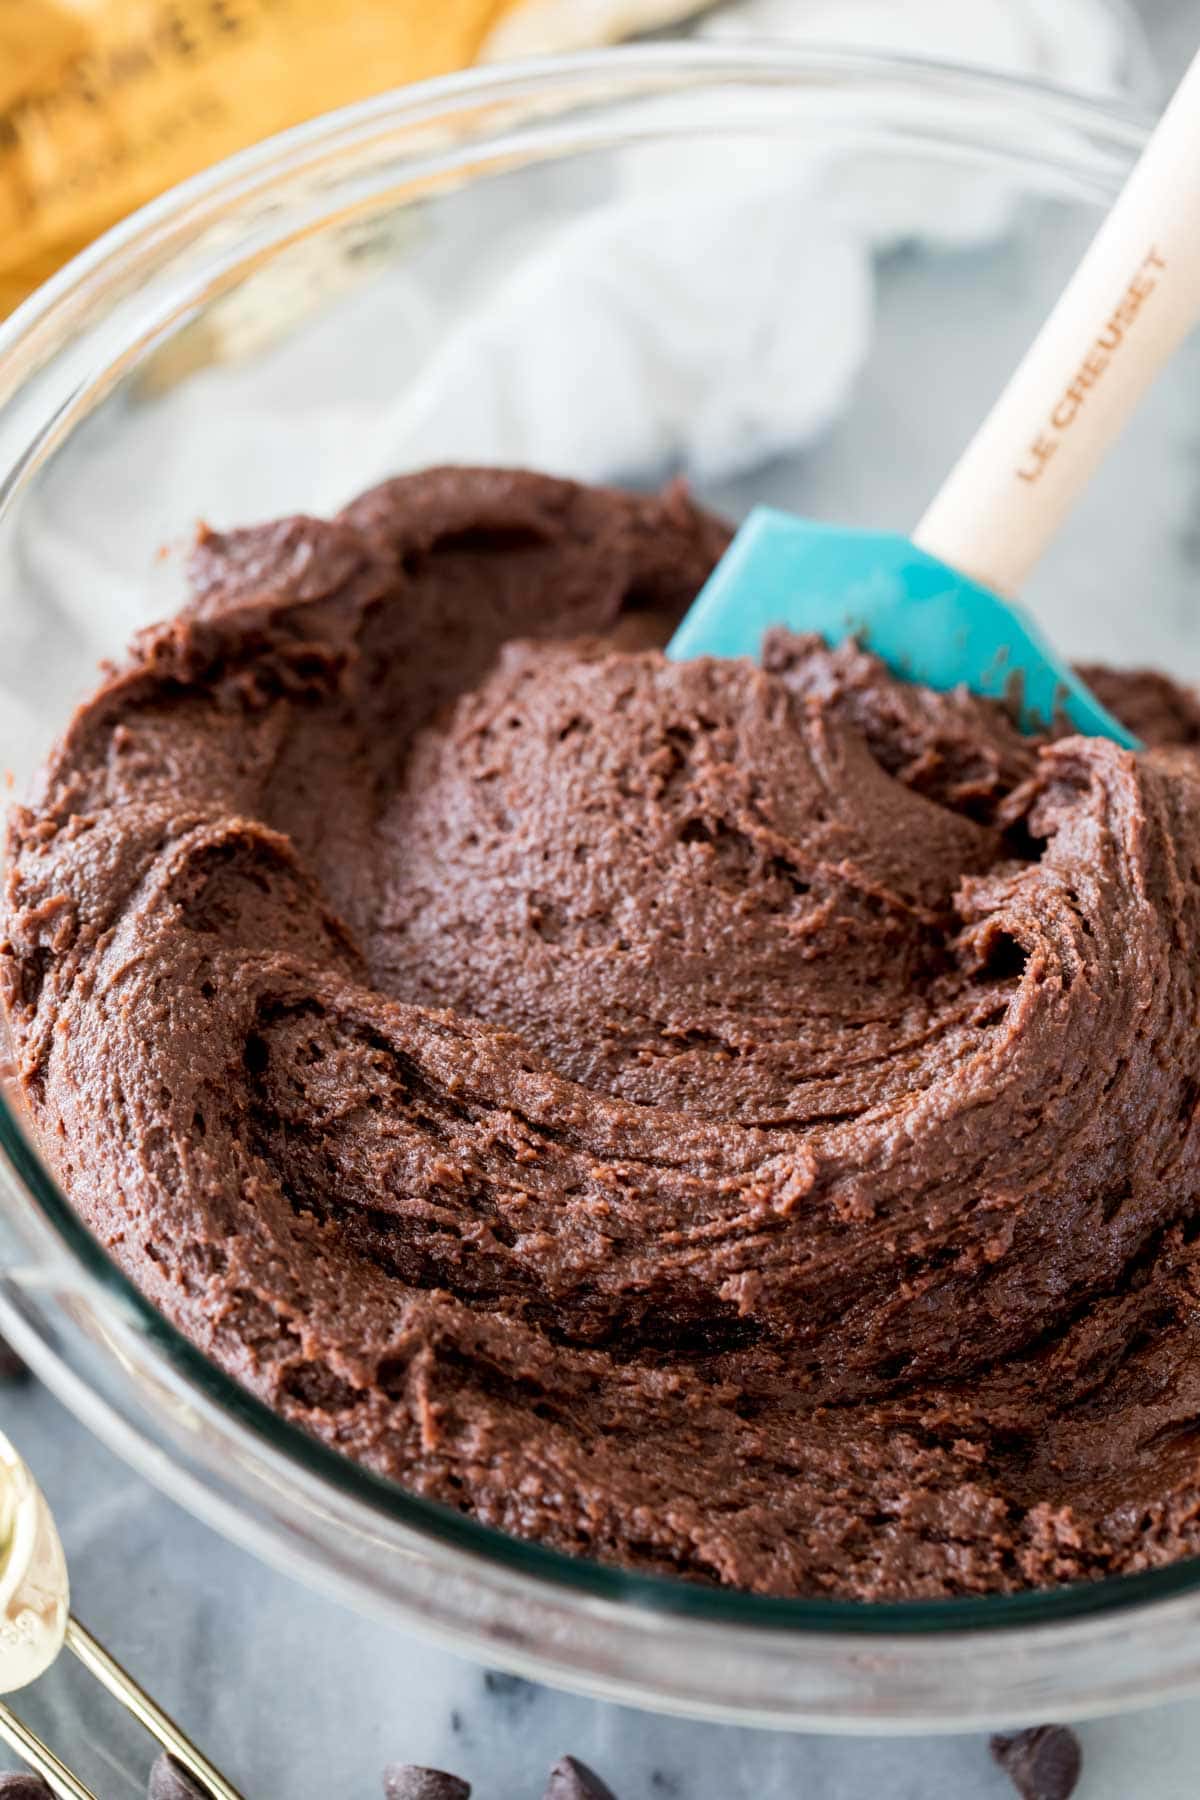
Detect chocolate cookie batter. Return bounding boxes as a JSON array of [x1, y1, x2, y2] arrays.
[[7, 466, 1200, 1599]]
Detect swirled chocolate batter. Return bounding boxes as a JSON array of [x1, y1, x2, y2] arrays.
[[7, 467, 1200, 1599]]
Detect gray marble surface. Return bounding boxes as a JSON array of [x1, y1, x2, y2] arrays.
[[5, 4, 1200, 1797]]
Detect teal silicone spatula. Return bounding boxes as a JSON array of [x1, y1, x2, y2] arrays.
[[668, 48, 1200, 747]]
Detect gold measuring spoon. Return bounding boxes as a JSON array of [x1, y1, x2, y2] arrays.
[[0, 1430, 244, 1799]]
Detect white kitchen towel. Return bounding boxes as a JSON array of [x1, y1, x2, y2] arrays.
[[345, 0, 1147, 486], [344, 0, 1148, 489], [697, 0, 1147, 95]]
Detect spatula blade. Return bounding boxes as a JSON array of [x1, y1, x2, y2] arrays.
[[667, 506, 1139, 748]]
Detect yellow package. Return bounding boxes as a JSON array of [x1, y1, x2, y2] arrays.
[[0, 0, 712, 313]]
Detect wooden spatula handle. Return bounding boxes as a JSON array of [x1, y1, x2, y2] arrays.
[[914, 50, 1200, 598]]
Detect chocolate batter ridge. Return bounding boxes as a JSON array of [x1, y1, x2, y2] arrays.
[[6, 466, 1200, 1600]]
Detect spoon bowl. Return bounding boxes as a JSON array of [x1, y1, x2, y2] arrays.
[[0, 1432, 69, 1696]]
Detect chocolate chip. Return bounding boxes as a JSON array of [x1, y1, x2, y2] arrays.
[[382, 1767, 470, 1800], [0, 1775, 54, 1798], [483, 1670, 525, 1695], [148, 1753, 209, 1798], [543, 1755, 618, 1800], [990, 1726, 1082, 1800], [0, 1336, 28, 1382]]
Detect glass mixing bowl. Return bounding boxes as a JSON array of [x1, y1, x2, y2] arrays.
[[3, 44, 1200, 1734]]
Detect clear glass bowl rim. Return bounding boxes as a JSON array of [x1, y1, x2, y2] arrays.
[[0, 39, 1186, 1641]]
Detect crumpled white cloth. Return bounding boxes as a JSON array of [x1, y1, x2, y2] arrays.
[[345, 0, 1144, 490], [0, 0, 1150, 791], [351, 173, 872, 489], [698, 0, 1140, 93]]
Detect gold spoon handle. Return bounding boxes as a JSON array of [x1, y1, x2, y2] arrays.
[[0, 1700, 97, 1799], [0, 1434, 242, 1795], [64, 1616, 246, 1800], [0, 1618, 245, 1798]]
